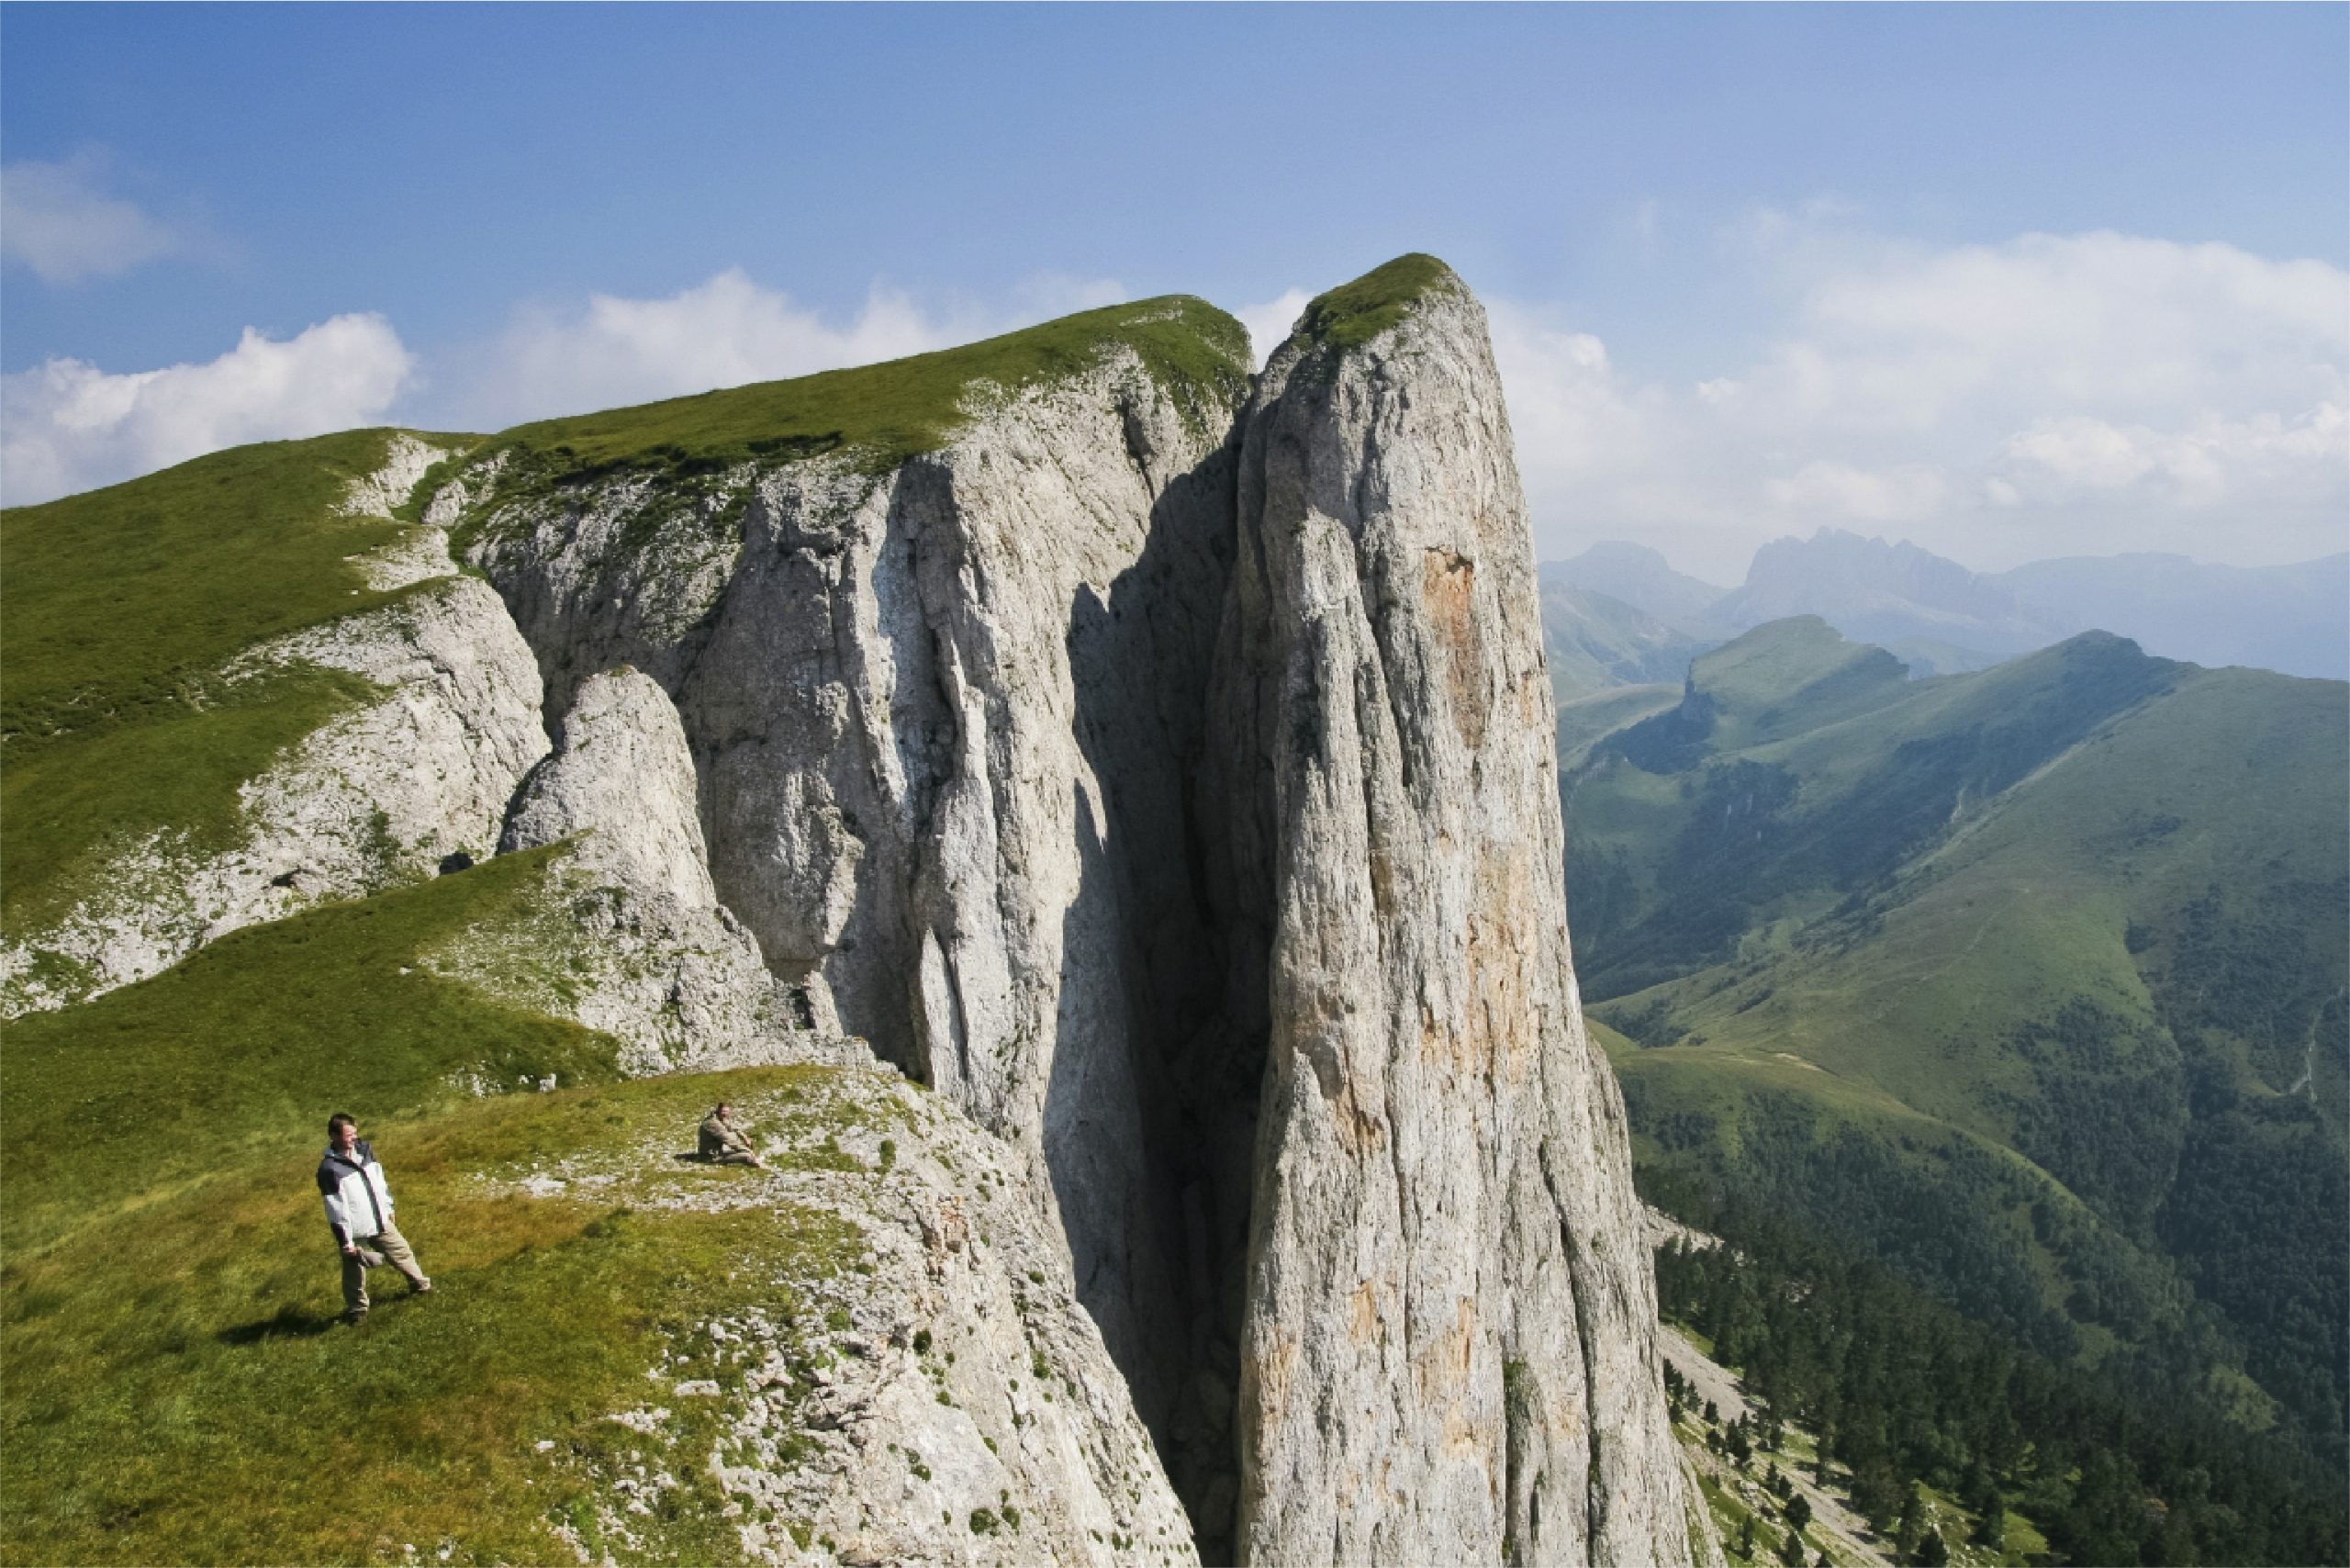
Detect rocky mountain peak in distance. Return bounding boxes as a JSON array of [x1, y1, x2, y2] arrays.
[[1547, 540, 1731, 630], [1, 258, 1709, 1564], [1711, 527, 2056, 660], [1545, 528, 2350, 689]]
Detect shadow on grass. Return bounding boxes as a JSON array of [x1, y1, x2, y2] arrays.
[[216, 1304, 343, 1345]]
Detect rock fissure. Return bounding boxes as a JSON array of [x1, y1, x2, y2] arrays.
[[442, 266, 1698, 1564]]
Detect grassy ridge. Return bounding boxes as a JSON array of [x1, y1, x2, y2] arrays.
[[0, 430, 426, 748], [2, 848, 617, 1254], [480, 295, 1250, 488], [0, 665, 382, 933], [1565, 622, 2348, 1455], [1539, 582, 1714, 702], [0, 431, 459, 935], [2, 299, 1252, 948], [1292, 252, 1460, 351], [0, 837, 880, 1563]]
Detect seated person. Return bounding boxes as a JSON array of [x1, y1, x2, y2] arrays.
[[698, 1102, 766, 1168]]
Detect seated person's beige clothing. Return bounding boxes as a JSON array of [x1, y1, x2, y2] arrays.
[[699, 1112, 759, 1165]]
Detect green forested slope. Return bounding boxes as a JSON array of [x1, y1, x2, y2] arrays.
[[1649, 1171, 2348, 1568], [1563, 619, 2349, 1472]]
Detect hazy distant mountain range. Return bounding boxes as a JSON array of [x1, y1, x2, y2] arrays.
[[1540, 531, 2349, 691]]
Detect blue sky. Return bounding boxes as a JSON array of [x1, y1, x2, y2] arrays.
[[6, 4, 2344, 577]]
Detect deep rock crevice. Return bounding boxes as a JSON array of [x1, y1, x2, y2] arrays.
[[453, 272, 1702, 1566]]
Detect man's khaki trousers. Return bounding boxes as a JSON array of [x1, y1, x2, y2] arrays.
[[341, 1223, 427, 1317]]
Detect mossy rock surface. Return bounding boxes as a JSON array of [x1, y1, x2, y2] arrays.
[[1292, 252, 1461, 353]]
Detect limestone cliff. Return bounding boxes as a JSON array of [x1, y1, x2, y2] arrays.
[[456, 312, 1248, 1464], [1211, 256, 1697, 1563], [468, 666, 848, 1075], [442, 268, 1704, 1564], [3, 268, 1705, 1563], [0, 449, 548, 1017]]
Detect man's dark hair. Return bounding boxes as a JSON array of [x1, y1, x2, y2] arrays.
[[328, 1113, 356, 1137]]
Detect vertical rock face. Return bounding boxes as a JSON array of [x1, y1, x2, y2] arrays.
[[1213, 258, 1696, 1564], [459, 325, 1247, 1450], [451, 272, 1699, 1565], [490, 666, 846, 1074]]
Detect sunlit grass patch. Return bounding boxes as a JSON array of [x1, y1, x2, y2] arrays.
[[1, 1070, 867, 1567], [1292, 253, 1460, 352], [1, 664, 383, 935], [1, 431, 438, 751], [470, 295, 1250, 499], [1, 848, 618, 1254]]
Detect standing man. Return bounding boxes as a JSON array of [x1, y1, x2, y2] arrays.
[[317, 1113, 431, 1324]]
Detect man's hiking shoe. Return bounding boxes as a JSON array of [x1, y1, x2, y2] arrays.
[[412, 1278, 433, 1295], [342, 1309, 368, 1326]]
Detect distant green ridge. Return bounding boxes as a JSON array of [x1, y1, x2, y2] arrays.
[[1565, 617, 2348, 1462], [1293, 252, 1461, 352], [481, 294, 1250, 489]]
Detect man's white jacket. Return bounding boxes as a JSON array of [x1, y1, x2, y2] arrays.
[[317, 1139, 397, 1247]]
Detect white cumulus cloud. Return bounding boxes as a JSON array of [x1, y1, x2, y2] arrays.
[[1, 155, 181, 284], [1236, 289, 1313, 367], [1490, 219, 2350, 577], [3, 315, 415, 505], [1765, 460, 1950, 525]]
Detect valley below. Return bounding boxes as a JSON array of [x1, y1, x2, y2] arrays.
[[1557, 611, 2348, 1565]]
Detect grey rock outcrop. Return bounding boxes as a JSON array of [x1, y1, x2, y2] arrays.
[[475, 1064, 1198, 1567], [1209, 263, 1698, 1564], [458, 330, 1246, 1448], [0, 570, 548, 1017], [481, 666, 846, 1073], [447, 275, 1702, 1564]]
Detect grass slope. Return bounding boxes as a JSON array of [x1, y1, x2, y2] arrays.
[[0, 431, 471, 933], [2, 848, 614, 1253], [2, 1066, 865, 1567], [2, 430, 441, 747], [1564, 622, 2349, 1453], [477, 295, 1249, 492], [0, 845, 896, 1564], [1539, 581, 1714, 701], [1291, 252, 1460, 351]]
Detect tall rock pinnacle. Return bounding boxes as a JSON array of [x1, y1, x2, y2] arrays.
[[449, 269, 1702, 1564], [1213, 256, 1700, 1564]]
